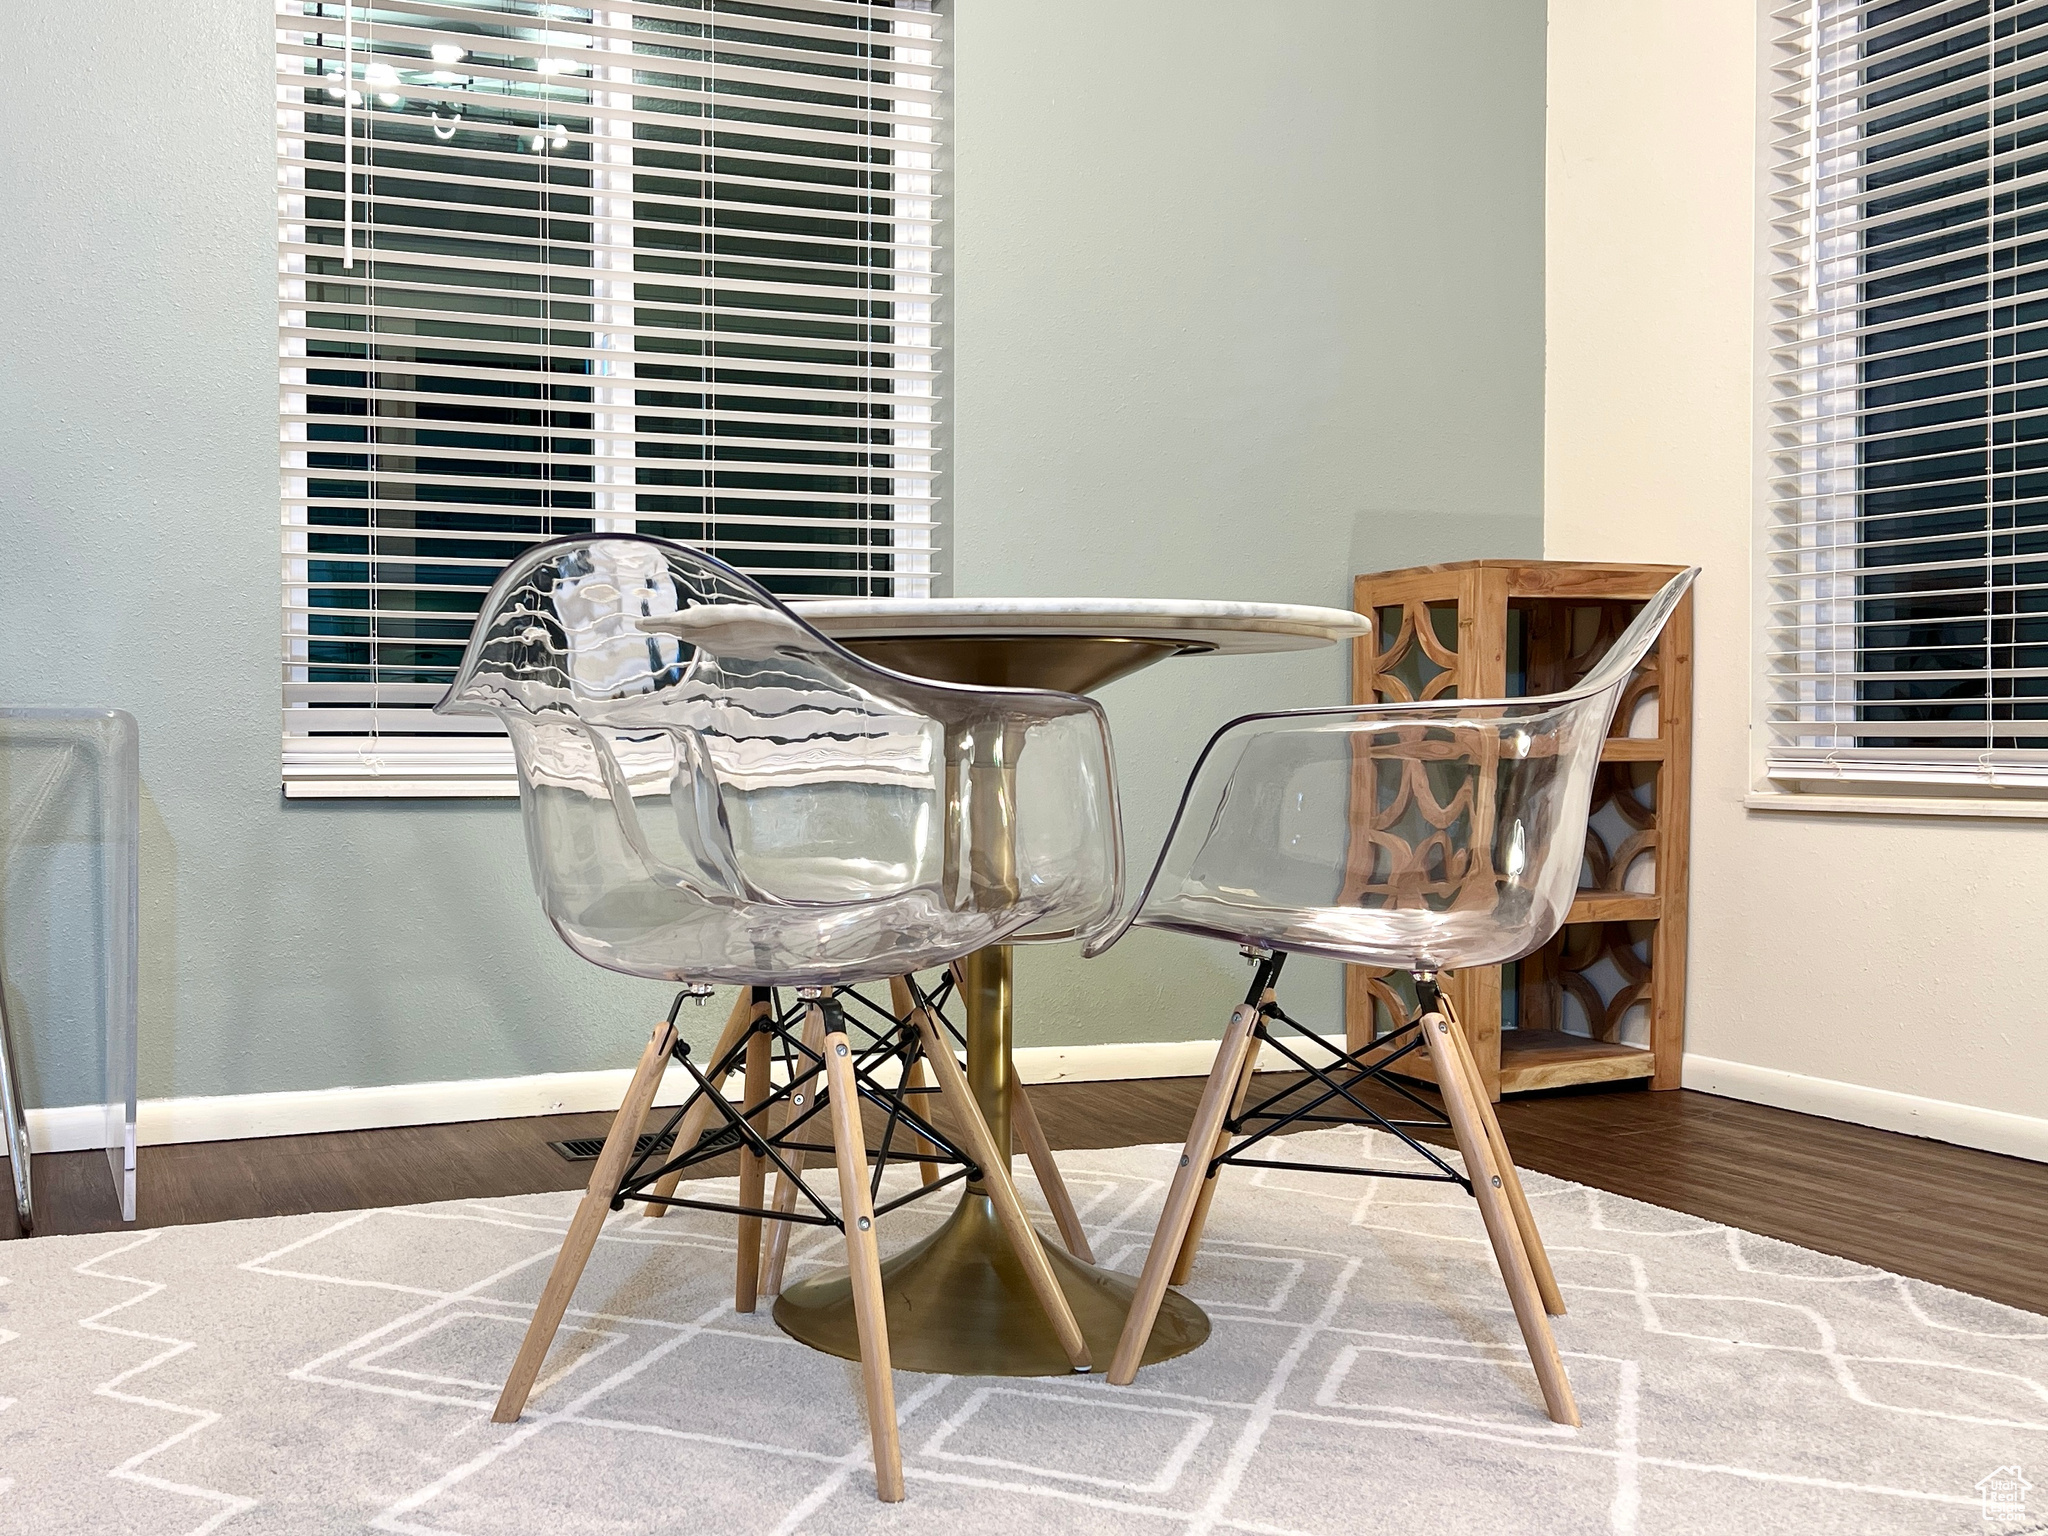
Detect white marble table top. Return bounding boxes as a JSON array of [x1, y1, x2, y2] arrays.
[[789, 597, 1371, 655]]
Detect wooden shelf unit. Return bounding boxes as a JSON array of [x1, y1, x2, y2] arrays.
[[1343, 560, 1694, 1101]]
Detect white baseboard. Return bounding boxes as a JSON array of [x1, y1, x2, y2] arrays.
[[22, 1034, 1331, 1154], [30, 1042, 2037, 1167], [1682, 1053, 2048, 1163]]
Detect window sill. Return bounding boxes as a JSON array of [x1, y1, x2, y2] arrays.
[[283, 779, 519, 800], [1746, 790, 2048, 821], [282, 741, 519, 799]]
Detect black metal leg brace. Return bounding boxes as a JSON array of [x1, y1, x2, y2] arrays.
[[611, 982, 981, 1230], [1208, 960, 1473, 1194]]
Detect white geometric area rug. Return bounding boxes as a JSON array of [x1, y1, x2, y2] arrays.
[[0, 1129, 2042, 1536]]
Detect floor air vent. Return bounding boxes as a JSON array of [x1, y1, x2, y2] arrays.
[[547, 1131, 676, 1164]]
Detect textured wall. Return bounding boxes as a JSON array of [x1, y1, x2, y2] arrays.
[[0, 0, 1545, 1106]]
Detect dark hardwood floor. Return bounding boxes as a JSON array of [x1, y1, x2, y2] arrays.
[[9, 1076, 2047, 1318]]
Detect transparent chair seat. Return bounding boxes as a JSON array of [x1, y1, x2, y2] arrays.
[[1092, 569, 1697, 973], [543, 884, 1035, 984], [440, 535, 1122, 987]]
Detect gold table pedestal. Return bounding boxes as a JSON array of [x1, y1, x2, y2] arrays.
[[775, 631, 1222, 1377], [774, 944, 1210, 1377], [774, 1192, 1210, 1377]]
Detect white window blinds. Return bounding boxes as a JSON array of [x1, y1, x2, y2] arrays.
[[1764, 0, 2048, 793], [276, 0, 941, 796]]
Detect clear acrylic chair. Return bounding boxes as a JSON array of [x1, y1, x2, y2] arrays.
[[1095, 568, 1697, 1423], [438, 534, 1123, 1501]]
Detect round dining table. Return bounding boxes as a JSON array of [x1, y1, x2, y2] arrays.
[[772, 597, 1373, 1377]]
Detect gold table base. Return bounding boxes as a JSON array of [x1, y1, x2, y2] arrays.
[[780, 634, 1219, 1378], [775, 1191, 1210, 1377]]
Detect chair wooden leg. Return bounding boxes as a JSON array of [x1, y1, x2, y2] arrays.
[[1108, 1000, 1261, 1386], [904, 971, 1090, 1262], [1011, 1079, 1093, 1262], [886, 978, 943, 1188], [1423, 1011, 1579, 1427], [496, 1019, 677, 1423], [1170, 982, 1275, 1285], [906, 1059, 941, 1187], [820, 1002, 904, 1503], [644, 989, 763, 1218], [733, 1025, 772, 1313], [1444, 1011, 1565, 1316], [761, 1003, 830, 1298], [904, 994, 1092, 1372]]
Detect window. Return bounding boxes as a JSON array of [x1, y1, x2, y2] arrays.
[[276, 0, 941, 796], [1763, 0, 2048, 795]]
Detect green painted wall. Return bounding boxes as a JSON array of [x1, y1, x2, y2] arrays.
[[0, 1, 1543, 1108], [950, 3, 1548, 1044]]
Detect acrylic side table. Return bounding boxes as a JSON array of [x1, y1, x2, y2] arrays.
[[0, 710, 140, 1228]]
